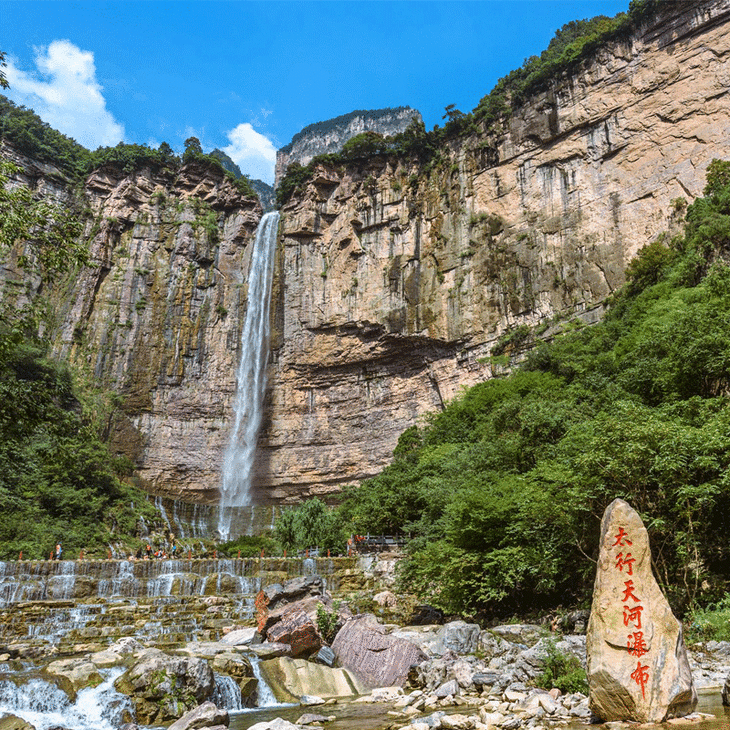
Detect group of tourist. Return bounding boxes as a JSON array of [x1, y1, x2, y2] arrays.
[[132, 541, 178, 560]]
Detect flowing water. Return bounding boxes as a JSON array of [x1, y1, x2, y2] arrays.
[[219, 211, 280, 541], [0, 667, 132, 730]]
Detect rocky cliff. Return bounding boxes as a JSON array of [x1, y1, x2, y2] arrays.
[[274, 107, 422, 187], [11, 151, 264, 503], [4, 0, 730, 506], [261, 0, 730, 501]]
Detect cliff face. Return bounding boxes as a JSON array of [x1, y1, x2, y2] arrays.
[[43, 159, 263, 502], [4, 0, 729, 506], [274, 107, 422, 187], [259, 0, 730, 501]]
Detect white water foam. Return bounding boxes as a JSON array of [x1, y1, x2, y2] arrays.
[[0, 667, 131, 730]]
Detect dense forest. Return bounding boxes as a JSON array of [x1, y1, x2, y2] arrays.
[[276, 160, 730, 622]]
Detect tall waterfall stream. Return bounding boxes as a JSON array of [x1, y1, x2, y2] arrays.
[[218, 211, 280, 541]]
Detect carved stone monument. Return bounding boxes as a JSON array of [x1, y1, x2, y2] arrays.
[[586, 498, 697, 722]]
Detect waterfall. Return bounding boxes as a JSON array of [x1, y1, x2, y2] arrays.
[[212, 673, 243, 711], [0, 668, 131, 730], [218, 211, 280, 541], [250, 655, 280, 707]]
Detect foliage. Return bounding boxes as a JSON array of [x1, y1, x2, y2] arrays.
[[0, 51, 8, 90], [534, 639, 589, 694], [686, 594, 730, 643], [0, 94, 92, 179], [275, 162, 317, 207], [316, 600, 341, 643], [273, 497, 345, 554], [0, 159, 87, 343], [218, 533, 277, 557], [286, 159, 730, 619], [87, 141, 180, 176], [0, 336, 159, 559]]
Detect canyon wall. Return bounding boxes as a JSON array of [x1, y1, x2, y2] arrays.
[[15, 155, 264, 503], [3, 0, 730, 506], [262, 0, 730, 501]]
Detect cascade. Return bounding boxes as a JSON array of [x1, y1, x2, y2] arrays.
[[0, 667, 131, 730], [250, 655, 281, 708], [212, 673, 244, 711], [219, 211, 281, 541]]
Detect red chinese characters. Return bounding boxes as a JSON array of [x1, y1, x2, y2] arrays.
[[615, 551, 635, 575], [612, 526, 651, 697], [627, 631, 649, 658], [630, 661, 650, 698]]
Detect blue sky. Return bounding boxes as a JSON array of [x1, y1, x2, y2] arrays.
[[1, 1, 628, 184]]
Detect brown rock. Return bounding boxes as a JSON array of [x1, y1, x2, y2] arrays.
[[168, 701, 228, 730], [331, 613, 428, 688], [586, 499, 697, 722], [0, 715, 35, 730], [266, 605, 323, 657], [256, 576, 325, 633]]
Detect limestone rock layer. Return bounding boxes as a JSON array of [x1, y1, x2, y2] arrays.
[[263, 0, 730, 501]]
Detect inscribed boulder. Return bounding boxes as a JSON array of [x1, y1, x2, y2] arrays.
[[586, 499, 696, 722]]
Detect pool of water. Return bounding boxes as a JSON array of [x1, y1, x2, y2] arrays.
[[229, 689, 730, 730]]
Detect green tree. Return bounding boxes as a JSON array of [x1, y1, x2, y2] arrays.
[[0, 51, 8, 90], [183, 136, 203, 162]]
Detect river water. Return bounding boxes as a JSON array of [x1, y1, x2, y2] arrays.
[[227, 688, 730, 730]]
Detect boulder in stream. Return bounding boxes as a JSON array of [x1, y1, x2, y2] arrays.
[[258, 656, 366, 703], [265, 605, 323, 657], [167, 701, 228, 730], [114, 648, 215, 725], [332, 613, 428, 688], [43, 657, 103, 700], [0, 715, 36, 730], [586, 498, 697, 722]]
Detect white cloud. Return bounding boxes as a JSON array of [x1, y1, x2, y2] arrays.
[[222, 123, 277, 185], [5, 40, 125, 149]]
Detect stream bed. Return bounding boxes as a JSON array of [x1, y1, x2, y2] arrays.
[[227, 688, 730, 730]]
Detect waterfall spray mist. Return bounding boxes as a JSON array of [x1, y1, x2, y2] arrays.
[[218, 211, 280, 540]]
